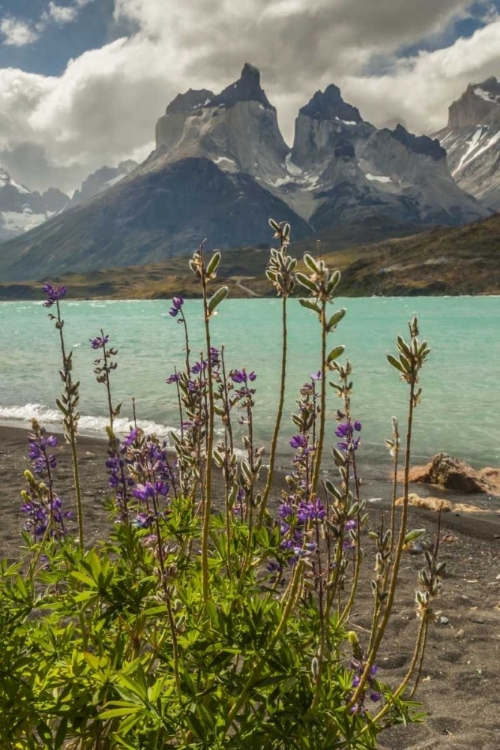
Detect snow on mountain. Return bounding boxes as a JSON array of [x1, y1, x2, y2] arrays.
[[0, 64, 490, 281], [0, 168, 69, 242], [434, 77, 500, 210]]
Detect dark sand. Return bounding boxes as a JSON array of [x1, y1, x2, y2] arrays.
[[1, 424, 499, 749]]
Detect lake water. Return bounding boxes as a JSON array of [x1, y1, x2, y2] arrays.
[[0, 297, 499, 470]]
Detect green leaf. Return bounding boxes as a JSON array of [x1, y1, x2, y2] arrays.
[[326, 308, 346, 331], [298, 298, 321, 314], [327, 270, 341, 294], [327, 345, 345, 363], [208, 286, 228, 315], [295, 273, 317, 293], [404, 529, 426, 544], [303, 253, 320, 274], [387, 354, 405, 373], [206, 251, 221, 277], [99, 706, 141, 720]]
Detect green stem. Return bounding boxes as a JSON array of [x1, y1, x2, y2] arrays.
[[258, 294, 288, 526], [347, 381, 415, 711], [201, 270, 214, 604], [311, 301, 327, 496]]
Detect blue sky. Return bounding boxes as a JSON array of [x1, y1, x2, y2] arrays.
[[0, 0, 135, 75], [0, 0, 499, 192]]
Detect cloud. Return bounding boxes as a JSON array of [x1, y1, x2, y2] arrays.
[[0, 0, 499, 191], [0, 18, 39, 47], [46, 3, 79, 25], [0, 1, 96, 52]]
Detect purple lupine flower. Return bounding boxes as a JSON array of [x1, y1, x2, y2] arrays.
[[169, 296, 184, 317], [191, 360, 207, 375], [42, 283, 67, 308], [370, 692, 381, 702], [297, 499, 326, 523], [354, 421, 362, 432], [90, 335, 109, 350], [311, 370, 322, 381], [123, 428, 139, 446], [210, 347, 219, 367], [335, 422, 352, 438], [230, 368, 256, 384], [166, 372, 181, 384], [290, 434, 307, 450]]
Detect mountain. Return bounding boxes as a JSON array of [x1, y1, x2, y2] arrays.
[[0, 64, 489, 282], [3, 212, 500, 300], [0, 168, 68, 242], [67, 160, 138, 208], [434, 77, 500, 210]]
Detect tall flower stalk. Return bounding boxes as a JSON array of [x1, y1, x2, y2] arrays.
[[258, 219, 296, 526], [43, 283, 84, 547], [189, 242, 227, 602], [347, 316, 430, 711]]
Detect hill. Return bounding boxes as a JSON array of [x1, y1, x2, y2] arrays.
[[1, 213, 499, 300]]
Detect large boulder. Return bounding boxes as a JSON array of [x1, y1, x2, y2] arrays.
[[401, 452, 497, 494]]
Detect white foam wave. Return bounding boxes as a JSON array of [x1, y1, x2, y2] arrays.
[[0, 403, 175, 439]]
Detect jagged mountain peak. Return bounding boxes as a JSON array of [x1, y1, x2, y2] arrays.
[[208, 62, 273, 111], [166, 89, 214, 116], [300, 84, 362, 124], [390, 124, 445, 161], [448, 77, 500, 128]]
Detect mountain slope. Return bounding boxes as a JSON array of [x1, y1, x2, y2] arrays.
[[2, 213, 500, 300], [0, 157, 311, 281], [434, 77, 500, 210], [67, 160, 138, 209]]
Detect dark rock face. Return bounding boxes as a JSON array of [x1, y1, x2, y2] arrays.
[[209, 63, 273, 111], [448, 77, 500, 128], [391, 124, 445, 161], [300, 84, 362, 123], [42, 187, 69, 213], [166, 89, 214, 115], [68, 161, 138, 208]]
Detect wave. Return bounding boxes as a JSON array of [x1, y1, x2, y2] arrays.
[[0, 403, 174, 439]]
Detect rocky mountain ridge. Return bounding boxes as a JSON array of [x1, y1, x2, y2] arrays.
[[0, 168, 68, 242], [0, 63, 490, 281], [67, 160, 138, 209], [434, 77, 500, 210]]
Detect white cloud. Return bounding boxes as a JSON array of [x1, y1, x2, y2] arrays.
[[0, 0, 498, 191], [0, 18, 39, 47], [47, 3, 79, 25]]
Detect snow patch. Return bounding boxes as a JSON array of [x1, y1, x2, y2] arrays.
[[453, 127, 484, 174], [213, 156, 236, 166], [474, 87, 500, 104], [453, 126, 500, 174], [285, 153, 302, 176], [366, 173, 392, 184]]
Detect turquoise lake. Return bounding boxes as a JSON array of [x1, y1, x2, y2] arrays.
[[0, 297, 498, 469]]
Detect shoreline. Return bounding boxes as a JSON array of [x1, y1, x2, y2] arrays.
[[1, 422, 500, 555]]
